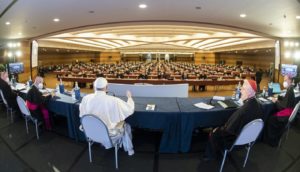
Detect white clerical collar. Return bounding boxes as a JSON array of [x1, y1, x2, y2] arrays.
[[95, 90, 106, 96]]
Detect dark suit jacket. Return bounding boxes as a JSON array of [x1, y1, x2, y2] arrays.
[[0, 78, 18, 109], [225, 97, 263, 135], [276, 86, 295, 110], [26, 85, 49, 105]]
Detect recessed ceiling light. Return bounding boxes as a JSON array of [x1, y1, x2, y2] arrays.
[[5, 21, 10, 25], [53, 18, 60, 22], [139, 4, 147, 9], [240, 14, 247, 18], [18, 32, 22, 35], [296, 16, 300, 19]]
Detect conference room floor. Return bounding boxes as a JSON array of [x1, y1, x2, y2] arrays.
[[1, 107, 300, 172]]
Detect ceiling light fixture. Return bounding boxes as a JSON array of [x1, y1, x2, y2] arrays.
[[5, 21, 10, 25], [240, 14, 247, 18], [296, 16, 300, 19], [53, 18, 60, 22], [139, 4, 147, 9]]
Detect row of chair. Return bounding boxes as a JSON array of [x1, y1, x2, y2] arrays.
[[1, 88, 299, 171], [80, 102, 300, 171], [0, 89, 40, 139]]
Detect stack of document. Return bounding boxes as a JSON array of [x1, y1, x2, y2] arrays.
[[146, 104, 156, 111], [194, 102, 214, 110], [258, 97, 268, 102]]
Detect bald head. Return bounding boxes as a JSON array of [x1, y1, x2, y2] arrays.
[[34, 76, 43, 86], [283, 75, 293, 88], [0, 72, 8, 82]]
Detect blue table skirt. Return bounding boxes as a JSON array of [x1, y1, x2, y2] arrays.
[[23, 91, 296, 153]]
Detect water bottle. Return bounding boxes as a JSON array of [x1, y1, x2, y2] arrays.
[[71, 90, 76, 100], [268, 82, 273, 96], [262, 86, 266, 98], [11, 75, 16, 87], [27, 76, 33, 87], [59, 78, 65, 93], [235, 82, 241, 100], [56, 83, 59, 92], [74, 81, 80, 100]]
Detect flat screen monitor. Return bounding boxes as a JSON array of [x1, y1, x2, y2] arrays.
[[281, 64, 297, 77], [9, 62, 24, 74]]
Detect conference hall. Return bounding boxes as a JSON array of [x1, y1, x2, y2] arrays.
[[0, 0, 300, 171]]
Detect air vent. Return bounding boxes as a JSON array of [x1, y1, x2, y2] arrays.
[[0, 0, 17, 18]]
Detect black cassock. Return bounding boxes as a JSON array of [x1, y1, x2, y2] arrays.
[[0, 78, 18, 110], [205, 97, 263, 159], [264, 86, 295, 147], [26, 85, 50, 121]]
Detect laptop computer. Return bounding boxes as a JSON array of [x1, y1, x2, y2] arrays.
[[272, 83, 281, 94]]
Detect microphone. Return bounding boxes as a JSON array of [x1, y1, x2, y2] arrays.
[[208, 85, 219, 105]]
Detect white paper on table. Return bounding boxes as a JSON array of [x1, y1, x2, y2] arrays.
[[194, 102, 214, 110], [212, 96, 225, 101], [258, 97, 268, 102], [12, 84, 26, 90]]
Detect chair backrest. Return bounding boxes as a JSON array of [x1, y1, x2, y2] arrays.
[[16, 96, 31, 117], [288, 101, 300, 123], [81, 114, 113, 147], [0, 89, 8, 106], [233, 119, 264, 146]]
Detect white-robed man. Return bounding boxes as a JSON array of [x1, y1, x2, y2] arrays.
[[79, 77, 135, 155]]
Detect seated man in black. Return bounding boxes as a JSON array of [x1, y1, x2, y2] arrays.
[[138, 72, 148, 79], [204, 79, 263, 160], [255, 68, 263, 92], [198, 71, 207, 91], [181, 71, 188, 80], [264, 75, 295, 146], [96, 72, 104, 78], [26, 76, 52, 130], [158, 72, 165, 79], [116, 72, 124, 79], [0, 71, 19, 111]]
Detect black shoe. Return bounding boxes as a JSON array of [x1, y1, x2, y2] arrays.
[[201, 155, 213, 162]]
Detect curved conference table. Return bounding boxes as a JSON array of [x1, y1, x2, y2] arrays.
[[18, 86, 295, 153]]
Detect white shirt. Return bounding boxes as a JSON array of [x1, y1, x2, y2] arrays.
[[79, 91, 135, 131]]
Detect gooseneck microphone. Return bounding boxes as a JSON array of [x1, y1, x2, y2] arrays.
[[208, 85, 219, 105]]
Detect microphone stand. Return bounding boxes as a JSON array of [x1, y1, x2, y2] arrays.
[[208, 84, 219, 105]]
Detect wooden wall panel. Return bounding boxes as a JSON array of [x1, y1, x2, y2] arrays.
[[99, 52, 121, 64], [194, 52, 216, 64], [18, 41, 31, 82], [123, 54, 141, 62], [38, 52, 100, 66], [215, 53, 274, 70]]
